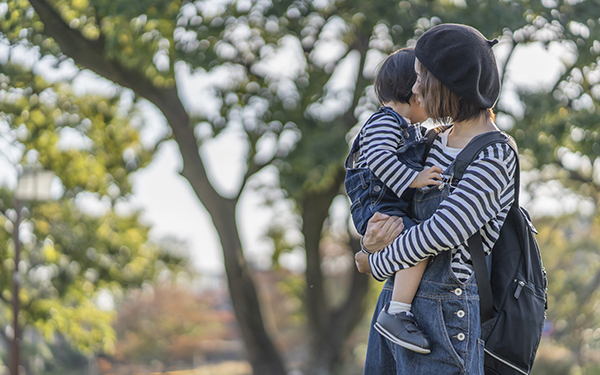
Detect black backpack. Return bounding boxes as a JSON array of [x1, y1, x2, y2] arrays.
[[424, 127, 548, 375]]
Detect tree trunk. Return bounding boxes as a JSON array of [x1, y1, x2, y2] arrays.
[[305, 248, 371, 375], [209, 199, 287, 374], [302, 192, 331, 335], [156, 94, 287, 375], [316, 237, 371, 374], [28, 1, 286, 373], [301, 168, 370, 375]]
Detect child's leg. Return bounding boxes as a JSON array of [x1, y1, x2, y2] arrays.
[[391, 259, 428, 307], [374, 259, 430, 354]]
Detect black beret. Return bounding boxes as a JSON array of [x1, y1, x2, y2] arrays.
[[414, 24, 500, 109]]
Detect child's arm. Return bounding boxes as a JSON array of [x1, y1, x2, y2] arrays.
[[362, 114, 420, 198]]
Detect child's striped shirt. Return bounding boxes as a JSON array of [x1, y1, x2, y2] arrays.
[[355, 111, 420, 199]]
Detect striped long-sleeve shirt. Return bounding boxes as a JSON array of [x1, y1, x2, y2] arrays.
[[368, 128, 518, 282], [355, 112, 421, 198]]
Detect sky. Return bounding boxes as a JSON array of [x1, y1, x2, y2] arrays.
[[1, 25, 596, 278]]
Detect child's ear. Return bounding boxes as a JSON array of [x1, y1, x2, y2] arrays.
[[409, 95, 419, 106]]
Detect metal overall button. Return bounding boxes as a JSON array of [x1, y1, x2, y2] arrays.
[[453, 288, 463, 296], [374, 185, 381, 192], [457, 333, 465, 341], [456, 310, 465, 318]]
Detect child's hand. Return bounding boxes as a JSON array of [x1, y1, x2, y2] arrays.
[[355, 251, 371, 275], [409, 166, 444, 188]]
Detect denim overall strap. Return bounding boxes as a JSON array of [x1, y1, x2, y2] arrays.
[[345, 107, 396, 169], [379, 107, 426, 151], [412, 163, 456, 223], [379, 106, 408, 128], [345, 130, 362, 169]]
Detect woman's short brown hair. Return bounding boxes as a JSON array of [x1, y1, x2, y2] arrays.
[[415, 60, 495, 123]]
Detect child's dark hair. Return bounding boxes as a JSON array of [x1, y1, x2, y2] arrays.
[[374, 48, 417, 105]]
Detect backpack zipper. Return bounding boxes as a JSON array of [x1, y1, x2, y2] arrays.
[[513, 279, 535, 299], [484, 348, 528, 375]]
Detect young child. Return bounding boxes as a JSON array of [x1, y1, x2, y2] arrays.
[[344, 48, 443, 354]]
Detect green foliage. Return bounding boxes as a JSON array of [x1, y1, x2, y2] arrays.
[[487, 1, 600, 203], [2, 0, 62, 56], [0, 64, 153, 196], [2, 0, 181, 86], [524, 214, 600, 373], [0, 59, 184, 362]]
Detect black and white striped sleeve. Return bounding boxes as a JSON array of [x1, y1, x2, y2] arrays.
[[361, 114, 420, 198], [368, 143, 517, 281]]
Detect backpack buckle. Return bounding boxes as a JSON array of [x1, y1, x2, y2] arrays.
[[438, 173, 455, 190]]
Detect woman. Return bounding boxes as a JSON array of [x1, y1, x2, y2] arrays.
[[354, 23, 518, 374]]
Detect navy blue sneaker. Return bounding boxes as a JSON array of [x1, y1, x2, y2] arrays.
[[374, 303, 431, 354]]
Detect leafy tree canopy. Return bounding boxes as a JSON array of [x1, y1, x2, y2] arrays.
[[0, 58, 184, 361]]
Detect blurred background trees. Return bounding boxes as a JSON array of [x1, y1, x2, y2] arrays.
[[0, 38, 185, 374], [1, 0, 600, 374]]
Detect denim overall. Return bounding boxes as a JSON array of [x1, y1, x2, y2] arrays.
[[344, 106, 426, 235], [364, 162, 484, 375]]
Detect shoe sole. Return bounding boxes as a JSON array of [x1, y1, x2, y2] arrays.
[[374, 322, 431, 354]]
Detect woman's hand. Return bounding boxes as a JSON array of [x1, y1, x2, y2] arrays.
[[362, 212, 405, 252]]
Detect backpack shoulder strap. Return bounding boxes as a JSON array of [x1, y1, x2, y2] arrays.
[[421, 124, 453, 164], [452, 131, 520, 324], [452, 131, 519, 205], [452, 131, 508, 178]]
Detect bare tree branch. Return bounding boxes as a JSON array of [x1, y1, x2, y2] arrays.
[[237, 156, 276, 201], [342, 34, 371, 130]]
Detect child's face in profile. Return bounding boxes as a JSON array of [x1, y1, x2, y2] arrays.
[[408, 95, 427, 124]]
